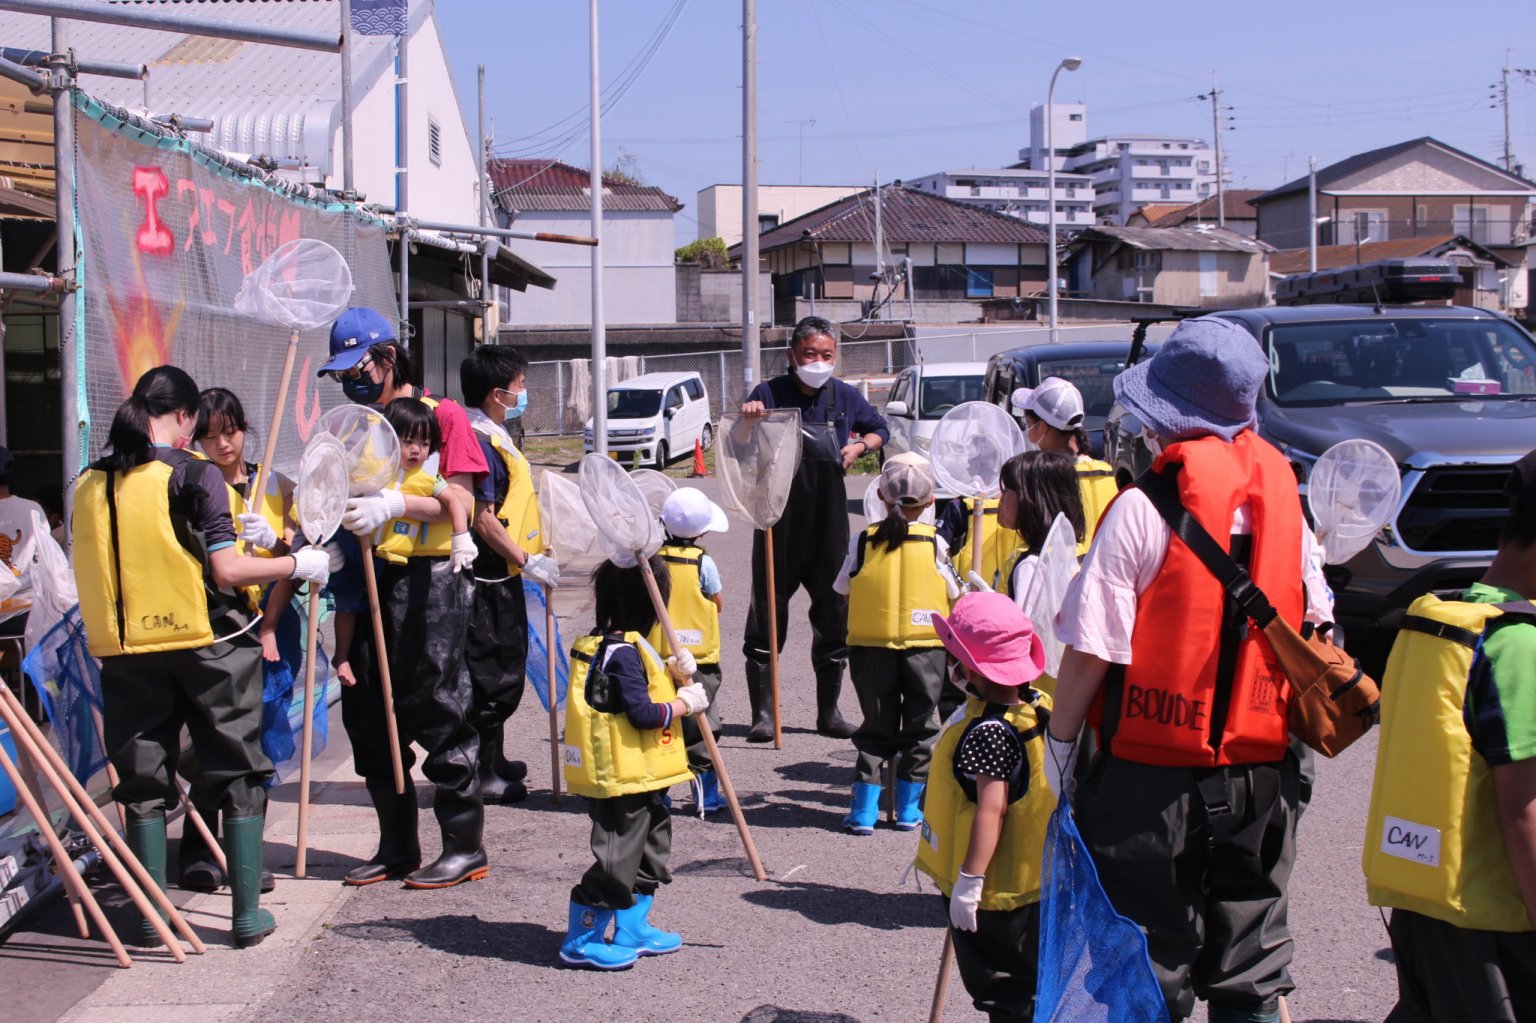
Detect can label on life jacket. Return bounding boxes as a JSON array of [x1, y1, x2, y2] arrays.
[[1380, 815, 1440, 867], [911, 610, 936, 627]]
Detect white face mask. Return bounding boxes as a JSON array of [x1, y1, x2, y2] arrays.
[[795, 360, 836, 390], [1141, 427, 1164, 459]]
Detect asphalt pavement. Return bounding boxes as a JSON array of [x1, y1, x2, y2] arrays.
[[1, 471, 1398, 1023]]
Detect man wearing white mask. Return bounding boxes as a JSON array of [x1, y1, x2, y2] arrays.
[[739, 316, 888, 741]]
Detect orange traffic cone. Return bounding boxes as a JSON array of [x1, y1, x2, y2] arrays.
[[690, 438, 709, 478]]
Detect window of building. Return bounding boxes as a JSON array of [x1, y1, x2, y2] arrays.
[[428, 115, 442, 167], [966, 268, 994, 297], [1198, 160, 1211, 172], [758, 214, 780, 233], [1453, 204, 1490, 243], [1351, 209, 1388, 243]]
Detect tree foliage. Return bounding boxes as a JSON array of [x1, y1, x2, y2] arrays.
[[675, 236, 729, 270]]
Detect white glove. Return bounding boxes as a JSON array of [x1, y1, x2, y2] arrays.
[[675, 682, 709, 716], [450, 531, 477, 573], [1045, 732, 1079, 802], [522, 552, 560, 589], [236, 512, 279, 552], [289, 547, 332, 587], [343, 489, 406, 534], [966, 570, 994, 594], [949, 871, 985, 932], [322, 540, 347, 573], [666, 647, 698, 682]]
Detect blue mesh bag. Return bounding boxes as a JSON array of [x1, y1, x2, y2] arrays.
[[22, 605, 108, 785], [1035, 796, 1168, 1023], [259, 591, 330, 786], [524, 578, 568, 712]]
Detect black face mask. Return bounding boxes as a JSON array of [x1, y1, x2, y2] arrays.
[[341, 374, 385, 405]]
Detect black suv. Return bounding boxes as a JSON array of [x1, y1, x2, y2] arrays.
[[982, 341, 1157, 458], [1105, 303, 1536, 633]]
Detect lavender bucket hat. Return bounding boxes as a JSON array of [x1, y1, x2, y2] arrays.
[[1113, 316, 1268, 441]]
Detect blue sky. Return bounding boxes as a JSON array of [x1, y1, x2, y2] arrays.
[[435, 1, 1535, 243]]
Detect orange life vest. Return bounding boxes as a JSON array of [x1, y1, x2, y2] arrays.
[[1092, 431, 1303, 767]]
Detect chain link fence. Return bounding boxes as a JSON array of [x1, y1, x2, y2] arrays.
[[521, 335, 923, 436]]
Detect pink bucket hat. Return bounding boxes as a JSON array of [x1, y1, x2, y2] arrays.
[[932, 592, 1046, 688]]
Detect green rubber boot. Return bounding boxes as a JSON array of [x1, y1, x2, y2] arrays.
[[225, 815, 276, 948], [125, 813, 168, 948]]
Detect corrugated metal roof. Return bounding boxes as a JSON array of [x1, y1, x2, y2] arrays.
[[487, 158, 683, 214], [1074, 225, 1272, 254], [746, 186, 1051, 253], [0, 0, 410, 178]]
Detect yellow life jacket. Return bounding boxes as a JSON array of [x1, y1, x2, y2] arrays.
[[1076, 457, 1117, 554], [72, 461, 244, 657], [949, 497, 1021, 591], [1363, 594, 1536, 933], [914, 695, 1056, 911], [373, 467, 453, 565], [563, 632, 692, 798], [484, 430, 542, 577], [646, 543, 721, 665], [846, 522, 951, 649], [227, 463, 290, 610]]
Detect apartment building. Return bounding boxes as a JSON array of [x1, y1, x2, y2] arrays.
[[696, 184, 863, 247], [904, 168, 1095, 228]]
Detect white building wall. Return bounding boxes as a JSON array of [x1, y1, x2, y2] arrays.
[[500, 211, 677, 325], [697, 184, 863, 246]]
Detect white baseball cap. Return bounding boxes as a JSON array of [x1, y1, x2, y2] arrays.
[[660, 487, 729, 538], [1010, 376, 1085, 431]]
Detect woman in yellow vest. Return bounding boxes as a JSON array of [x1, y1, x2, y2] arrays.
[[72, 366, 332, 949], [915, 591, 1053, 1021], [560, 556, 709, 970], [1364, 449, 1536, 1023], [834, 456, 957, 834], [1011, 377, 1118, 552], [648, 487, 730, 817], [173, 386, 296, 894]]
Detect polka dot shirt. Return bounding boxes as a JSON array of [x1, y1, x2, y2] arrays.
[[955, 718, 1024, 782]]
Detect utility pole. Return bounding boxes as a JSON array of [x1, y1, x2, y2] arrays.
[[477, 64, 491, 340], [1493, 51, 1536, 174], [786, 117, 815, 185], [1308, 155, 1318, 273], [1204, 73, 1225, 228], [741, 0, 759, 393], [589, 0, 607, 454]]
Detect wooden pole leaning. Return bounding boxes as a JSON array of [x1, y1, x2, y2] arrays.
[[247, 326, 300, 513], [0, 688, 200, 958], [929, 928, 956, 1023], [295, 585, 322, 877], [15, 744, 89, 939], [970, 501, 984, 592], [543, 551, 561, 804], [637, 556, 767, 882], [764, 527, 783, 749], [358, 541, 406, 794], [0, 741, 130, 968]]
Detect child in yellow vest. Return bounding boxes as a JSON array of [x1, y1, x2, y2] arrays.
[[1011, 378, 1118, 552], [915, 592, 1054, 1021], [560, 556, 710, 970], [834, 456, 957, 834], [996, 451, 1086, 609], [649, 487, 729, 817]]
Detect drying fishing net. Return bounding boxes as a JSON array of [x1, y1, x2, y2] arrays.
[[316, 404, 400, 496], [1307, 439, 1401, 566], [928, 401, 1025, 500], [233, 238, 354, 331], [631, 468, 677, 520], [716, 410, 802, 530], [579, 453, 663, 568]]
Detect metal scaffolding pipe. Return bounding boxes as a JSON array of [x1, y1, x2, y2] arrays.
[[0, 270, 65, 293], [0, 54, 47, 92], [0, 0, 342, 52], [0, 47, 144, 79], [339, 0, 354, 193], [412, 218, 597, 246]]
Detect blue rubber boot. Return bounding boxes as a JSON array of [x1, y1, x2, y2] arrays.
[[611, 893, 683, 955], [894, 780, 925, 832], [842, 782, 882, 835], [559, 901, 638, 970], [691, 771, 726, 817]]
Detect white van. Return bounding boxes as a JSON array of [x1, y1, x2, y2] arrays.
[[882, 361, 989, 461], [583, 371, 713, 469]]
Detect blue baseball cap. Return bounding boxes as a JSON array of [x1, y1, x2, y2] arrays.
[[318, 307, 396, 376]]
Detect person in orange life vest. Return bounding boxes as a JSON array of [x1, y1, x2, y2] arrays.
[[559, 556, 709, 970], [318, 307, 489, 891], [1374, 451, 1536, 1023], [833, 456, 959, 834], [72, 366, 333, 948], [459, 344, 560, 805], [174, 387, 299, 895], [1044, 319, 1335, 1023]]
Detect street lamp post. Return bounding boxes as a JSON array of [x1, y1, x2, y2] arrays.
[[1046, 56, 1082, 343]]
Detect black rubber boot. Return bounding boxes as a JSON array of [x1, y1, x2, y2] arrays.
[[343, 779, 421, 886], [225, 815, 276, 948], [403, 791, 489, 890], [126, 813, 168, 948], [177, 811, 224, 893], [477, 722, 528, 804], [815, 667, 857, 739], [744, 660, 776, 744]]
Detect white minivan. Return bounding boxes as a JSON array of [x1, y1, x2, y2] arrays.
[[583, 371, 713, 469], [881, 361, 989, 462]]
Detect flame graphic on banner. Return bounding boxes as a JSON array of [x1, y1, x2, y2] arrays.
[[103, 255, 186, 394]]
